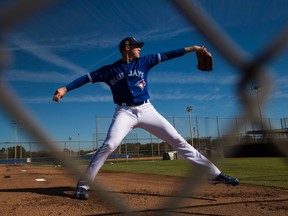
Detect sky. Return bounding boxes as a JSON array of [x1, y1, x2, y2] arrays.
[[0, 0, 288, 146]]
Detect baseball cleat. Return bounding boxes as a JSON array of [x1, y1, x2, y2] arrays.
[[210, 173, 240, 186], [74, 187, 89, 200]]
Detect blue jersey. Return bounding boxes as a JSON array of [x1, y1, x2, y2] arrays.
[[66, 48, 186, 104]]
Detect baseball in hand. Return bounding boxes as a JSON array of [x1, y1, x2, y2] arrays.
[[53, 90, 61, 102]]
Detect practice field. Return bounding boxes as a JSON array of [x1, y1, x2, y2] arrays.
[[0, 159, 287, 216]]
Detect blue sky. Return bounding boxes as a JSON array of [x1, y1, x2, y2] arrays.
[[0, 0, 288, 144]]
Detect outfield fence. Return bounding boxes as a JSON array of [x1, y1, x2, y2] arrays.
[[0, 115, 287, 163], [0, 0, 287, 215]]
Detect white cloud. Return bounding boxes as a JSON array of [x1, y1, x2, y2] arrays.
[[23, 89, 227, 104], [150, 71, 237, 85], [9, 36, 87, 76], [151, 89, 227, 101], [5, 68, 236, 86], [22, 94, 113, 104], [5, 70, 71, 83], [273, 91, 288, 99], [65, 95, 113, 103]]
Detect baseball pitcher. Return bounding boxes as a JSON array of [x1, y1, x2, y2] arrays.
[[53, 37, 239, 200]]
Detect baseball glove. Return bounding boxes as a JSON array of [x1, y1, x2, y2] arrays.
[[196, 46, 213, 71]]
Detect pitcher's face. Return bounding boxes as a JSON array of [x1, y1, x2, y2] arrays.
[[127, 44, 141, 59]]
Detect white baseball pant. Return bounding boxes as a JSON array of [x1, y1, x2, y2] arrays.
[[78, 101, 220, 189]]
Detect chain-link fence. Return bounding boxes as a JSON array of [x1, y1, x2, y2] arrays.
[[1, 114, 286, 164], [0, 0, 287, 215]]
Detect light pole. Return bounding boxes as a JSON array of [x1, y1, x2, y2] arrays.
[[19, 125, 23, 164], [69, 137, 71, 156], [11, 120, 18, 164], [186, 106, 194, 147], [78, 132, 80, 156], [250, 85, 263, 131]]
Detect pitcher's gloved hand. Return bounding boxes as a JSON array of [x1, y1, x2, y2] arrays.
[[196, 46, 213, 71]]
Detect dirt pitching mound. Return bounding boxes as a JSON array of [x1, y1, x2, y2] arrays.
[[0, 165, 287, 215]]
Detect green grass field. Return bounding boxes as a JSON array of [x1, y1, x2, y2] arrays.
[[101, 158, 288, 189]]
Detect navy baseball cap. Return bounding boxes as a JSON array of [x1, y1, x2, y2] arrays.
[[119, 37, 144, 52]]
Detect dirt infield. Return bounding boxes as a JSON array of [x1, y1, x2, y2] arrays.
[[0, 165, 287, 216]]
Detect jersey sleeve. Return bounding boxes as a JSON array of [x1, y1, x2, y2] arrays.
[[65, 74, 90, 91], [88, 65, 110, 83], [141, 53, 161, 71], [159, 48, 186, 62], [139, 48, 186, 72]]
